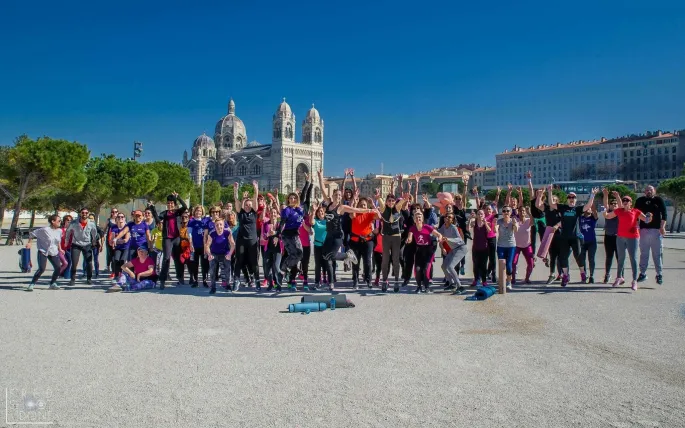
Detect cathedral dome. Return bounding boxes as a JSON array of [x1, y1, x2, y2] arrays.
[[276, 98, 292, 116], [246, 141, 261, 148], [305, 104, 320, 122], [193, 133, 214, 148]]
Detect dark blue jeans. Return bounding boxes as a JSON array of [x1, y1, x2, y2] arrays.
[[496, 246, 516, 276], [82, 246, 100, 276]]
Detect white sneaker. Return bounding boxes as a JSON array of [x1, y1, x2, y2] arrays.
[[107, 284, 123, 293], [346, 249, 358, 265], [48, 283, 61, 290], [26, 283, 35, 292]]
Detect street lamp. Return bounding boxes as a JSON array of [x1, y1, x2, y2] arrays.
[[201, 173, 210, 208]]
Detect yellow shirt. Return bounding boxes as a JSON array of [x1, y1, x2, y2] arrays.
[[150, 229, 163, 251]]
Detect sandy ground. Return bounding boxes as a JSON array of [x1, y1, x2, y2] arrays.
[[1, 239, 684, 428]]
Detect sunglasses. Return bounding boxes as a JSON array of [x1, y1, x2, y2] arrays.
[[111, 210, 118, 214], [81, 212, 89, 215], [502, 210, 511, 213], [567, 196, 576, 199], [116, 215, 125, 218], [622, 199, 631, 203]]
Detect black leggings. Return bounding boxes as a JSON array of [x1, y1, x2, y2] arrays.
[[190, 245, 209, 283], [486, 237, 497, 278], [373, 251, 382, 280], [351, 239, 373, 284], [580, 240, 597, 276], [321, 235, 345, 286], [558, 237, 583, 271], [402, 242, 416, 281], [549, 234, 561, 276], [160, 237, 182, 284], [472, 248, 488, 284], [301, 245, 311, 281], [414, 245, 433, 288], [604, 234, 618, 274], [314, 245, 327, 284], [32, 253, 60, 284], [236, 239, 259, 282]]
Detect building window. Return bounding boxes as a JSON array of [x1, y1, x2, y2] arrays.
[[226, 166, 233, 177], [239, 165, 247, 176], [252, 164, 262, 175]]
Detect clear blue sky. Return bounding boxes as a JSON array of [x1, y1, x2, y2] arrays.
[[1, 0, 684, 176]]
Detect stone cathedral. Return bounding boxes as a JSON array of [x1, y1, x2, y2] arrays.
[[183, 98, 324, 197]]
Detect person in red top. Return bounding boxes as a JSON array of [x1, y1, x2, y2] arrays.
[[603, 190, 652, 291], [350, 197, 381, 289], [60, 215, 74, 280]]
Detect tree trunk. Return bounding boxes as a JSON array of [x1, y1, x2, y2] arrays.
[[94, 204, 103, 227], [29, 209, 36, 229], [678, 212, 683, 233], [5, 179, 27, 245], [0, 197, 6, 237], [670, 205, 678, 232]]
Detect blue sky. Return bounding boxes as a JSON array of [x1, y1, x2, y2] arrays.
[[1, 0, 684, 176]]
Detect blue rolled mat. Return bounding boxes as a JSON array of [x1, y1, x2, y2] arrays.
[[288, 302, 328, 313], [465, 286, 497, 301]]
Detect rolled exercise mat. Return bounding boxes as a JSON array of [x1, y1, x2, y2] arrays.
[[288, 302, 328, 313], [536, 226, 555, 259], [301, 294, 355, 308], [466, 286, 497, 301]]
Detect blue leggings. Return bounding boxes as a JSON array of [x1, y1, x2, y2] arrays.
[[497, 246, 516, 276]]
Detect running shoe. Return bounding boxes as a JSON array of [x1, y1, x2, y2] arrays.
[[49, 283, 61, 290], [460, 266, 465, 276], [267, 284, 274, 292], [603, 274, 611, 284], [452, 286, 466, 295], [346, 249, 358, 265], [506, 281, 512, 291], [302, 280, 309, 291], [637, 273, 647, 283], [393, 283, 400, 293], [414, 285, 422, 294], [631, 280, 638, 291], [588, 276, 594, 284], [366, 281, 372, 289], [444, 284, 456, 291], [471, 279, 478, 287], [209, 287, 216, 294], [482, 281, 488, 287], [373, 277, 380, 287], [106, 284, 122, 293], [26, 283, 35, 292], [560, 275, 569, 287], [546, 275, 555, 285], [612, 277, 624, 287], [381, 281, 388, 292], [276, 285, 282, 292], [580, 272, 587, 283], [424, 286, 433, 294], [656, 275, 663, 285], [524, 278, 532, 285], [231, 281, 239, 292], [203, 280, 209, 288]]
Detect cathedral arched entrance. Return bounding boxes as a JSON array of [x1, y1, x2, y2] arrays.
[[296, 163, 309, 191]]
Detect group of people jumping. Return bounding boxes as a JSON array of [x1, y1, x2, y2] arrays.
[[25, 168, 668, 295]]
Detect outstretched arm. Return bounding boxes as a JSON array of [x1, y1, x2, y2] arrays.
[[505, 184, 513, 207], [252, 180, 259, 209], [547, 184, 557, 211], [317, 168, 330, 202], [233, 182, 239, 211], [583, 188, 599, 212]]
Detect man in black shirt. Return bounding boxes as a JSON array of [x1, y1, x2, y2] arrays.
[[634, 185, 667, 284], [546, 185, 598, 287]]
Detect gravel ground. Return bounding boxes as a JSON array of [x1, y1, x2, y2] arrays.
[[1, 241, 684, 428]]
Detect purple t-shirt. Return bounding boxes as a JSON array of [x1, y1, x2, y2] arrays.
[[206, 219, 229, 236], [280, 205, 305, 232], [209, 230, 231, 255], [409, 224, 434, 246], [187, 217, 207, 248], [127, 221, 148, 249], [109, 225, 130, 250]]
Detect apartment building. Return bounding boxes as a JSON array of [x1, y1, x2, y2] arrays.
[[471, 167, 497, 191], [496, 130, 683, 187]]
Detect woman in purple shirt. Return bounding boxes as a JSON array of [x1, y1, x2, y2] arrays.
[[279, 176, 311, 289], [204, 220, 235, 294], [110, 210, 152, 261]]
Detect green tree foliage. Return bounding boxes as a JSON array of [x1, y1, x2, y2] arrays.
[[600, 184, 637, 206], [143, 161, 193, 203], [421, 181, 440, 197], [189, 180, 222, 208], [2, 135, 89, 244], [78, 155, 159, 222], [658, 176, 685, 232]]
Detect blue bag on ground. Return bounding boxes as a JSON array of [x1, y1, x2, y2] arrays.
[[465, 286, 497, 301], [18, 248, 32, 273]]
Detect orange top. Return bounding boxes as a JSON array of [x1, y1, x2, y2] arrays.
[[350, 213, 376, 242]]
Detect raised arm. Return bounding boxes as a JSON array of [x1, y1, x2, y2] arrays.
[[252, 180, 259, 209], [517, 186, 524, 210], [233, 182, 239, 210], [602, 187, 609, 210], [535, 188, 545, 212], [505, 183, 513, 207], [462, 174, 470, 203], [350, 169, 358, 195], [526, 171, 534, 197], [317, 167, 330, 202], [494, 186, 502, 208], [583, 188, 599, 212], [147, 202, 161, 223], [547, 184, 557, 211]]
